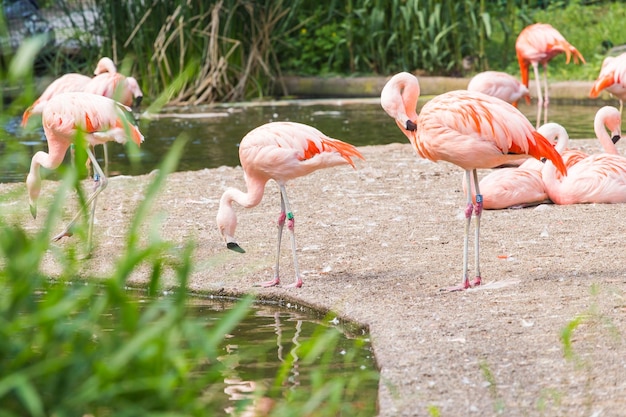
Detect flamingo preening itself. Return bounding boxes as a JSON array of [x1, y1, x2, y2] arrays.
[[380, 72, 567, 291], [26, 92, 144, 251]]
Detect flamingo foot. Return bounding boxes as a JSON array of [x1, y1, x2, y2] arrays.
[[52, 230, 73, 242], [283, 276, 303, 289], [443, 276, 482, 292], [256, 276, 280, 288]]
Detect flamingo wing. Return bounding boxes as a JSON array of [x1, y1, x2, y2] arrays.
[[239, 122, 363, 182], [416, 90, 566, 174], [43, 92, 144, 147]]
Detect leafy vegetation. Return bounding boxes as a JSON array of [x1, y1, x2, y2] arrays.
[[2, 0, 626, 104], [0, 44, 378, 416]]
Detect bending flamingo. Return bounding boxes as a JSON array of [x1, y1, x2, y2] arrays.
[[380, 72, 567, 291], [516, 23, 585, 127], [21, 57, 117, 127], [589, 53, 626, 114], [27, 92, 144, 250], [467, 71, 530, 107], [83, 71, 143, 109], [216, 121, 364, 288]]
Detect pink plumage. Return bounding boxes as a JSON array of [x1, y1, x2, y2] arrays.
[[516, 23, 585, 127], [380, 72, 566, 291], [589, 53, 626, 113], [467, 71, 530, 107], [26, 92, 144, 250], [216, 121, 364, 288]]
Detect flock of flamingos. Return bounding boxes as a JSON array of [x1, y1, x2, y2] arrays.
[[19, 23, 626, 291]]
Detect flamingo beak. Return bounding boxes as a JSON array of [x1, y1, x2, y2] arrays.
[[406, 120, 417, 132], [134, 95, 143, 109], [227, 242, 245, 253], [30, 203, 37, 219], [611, 134, 621, 144]]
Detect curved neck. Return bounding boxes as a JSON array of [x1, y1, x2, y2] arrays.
[[594, 111, 619, 155]]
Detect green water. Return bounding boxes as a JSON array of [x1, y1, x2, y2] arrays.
[[189, 296, 378, 414], [1, 100, 603, 183]]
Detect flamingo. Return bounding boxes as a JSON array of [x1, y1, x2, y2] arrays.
[[83, 71, 143, 109], [542, 107, 625, 205], [476, 123, 569, 209], [467, 71, 530, 107], [21, 57, 118, 127], [477, 107, 621, 209], [216, 121, 364, 288], [516, 23, 585, 127], [26, 92, 144, 250], [380, 72, 567, 291], [589, 53, 626, 114]]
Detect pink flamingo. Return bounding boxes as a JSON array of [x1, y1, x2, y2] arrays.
[[26, 92, 144, 250], [476, 123, 569, 209], [21, 57, 117, 127], [216, 121, 364, 288], [83, 72, 143, 109], [477, 106, 621, 209], [516, 23, 585, 127], [589, 53, 626, 114], [467, 71, 530, 107], [380, 72, 567, 291], [542, 107, 625, 205]]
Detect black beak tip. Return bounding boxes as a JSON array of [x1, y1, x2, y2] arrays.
[[227, 242, 245, 253], [612, 134, 621, 144], [406, 120, 417, 132]]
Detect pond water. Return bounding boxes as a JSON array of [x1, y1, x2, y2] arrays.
[[0, 99, 610, 184], [188, 295, 378, 415]]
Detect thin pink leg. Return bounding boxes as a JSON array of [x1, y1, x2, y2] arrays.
[[257, 210, 285, 287], [471, 169, 483, 287], [445, 170, 473, 292]]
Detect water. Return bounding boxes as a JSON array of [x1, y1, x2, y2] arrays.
[[1, 99, 607, 183], [188, 296, 378, 415]]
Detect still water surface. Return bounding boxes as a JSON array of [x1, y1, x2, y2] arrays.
[[189, 295, 378, 414], [1, 99, 607, 183]]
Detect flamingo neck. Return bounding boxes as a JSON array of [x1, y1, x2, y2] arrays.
[[216, 177, 267, 244], [595, 113, 619, 155]]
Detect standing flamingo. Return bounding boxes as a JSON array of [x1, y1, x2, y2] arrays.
[[516, 23, 585, 127], [21, 57, 118, 127], [467, 71, 530, 107], [216, 121, 364, 288], [26, 92, 144, 250], [589, 53, 626, 114], [380, 72, 567, 291]]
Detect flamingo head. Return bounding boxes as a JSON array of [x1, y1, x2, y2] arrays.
[[216, 191, 245, 254]]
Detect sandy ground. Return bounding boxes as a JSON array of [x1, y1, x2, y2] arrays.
[[2, 139, 626, 417]]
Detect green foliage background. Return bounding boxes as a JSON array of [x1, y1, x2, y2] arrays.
[[3, 0, 626, 104]]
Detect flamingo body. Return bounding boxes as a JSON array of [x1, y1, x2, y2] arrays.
[[21, 57, 119, 127], [83, 72, 143, 108], [216, 121, 363, 288], [516, 23, 585, 127], [27, 92, 144, 249], [467, 71, 530, 107], [589, 53, 626, 113], [381, 72, 566, 290]]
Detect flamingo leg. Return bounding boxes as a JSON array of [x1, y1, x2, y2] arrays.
[[102, 143, 109, 176], [532, 62, 543, 128], [471, 169, 483, 287], [542, 62, 550, 125], [258, 194, 286, 287], [446, 170, 473, 291], [52, 146, 108, 253], [279, 185, 303, 288], [446, 170, 483, 291]]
